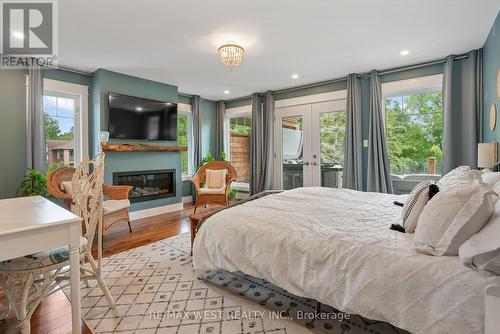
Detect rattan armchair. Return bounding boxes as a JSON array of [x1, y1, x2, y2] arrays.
[[188, 161, 237, 213], [48, 167, 133, 234]]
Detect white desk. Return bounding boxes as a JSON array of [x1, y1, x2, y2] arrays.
[[0, 196, 82, 334]]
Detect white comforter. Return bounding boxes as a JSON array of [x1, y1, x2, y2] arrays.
[[193, 187, 499, 334]]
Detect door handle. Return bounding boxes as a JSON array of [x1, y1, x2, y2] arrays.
[[312, 162, 318, 166], [303, 161, 310, 166]]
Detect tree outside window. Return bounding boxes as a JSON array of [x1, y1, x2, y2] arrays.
[[385, 91, 443, 175]]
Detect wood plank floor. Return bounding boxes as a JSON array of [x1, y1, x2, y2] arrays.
[[0, 203, 194, 334]]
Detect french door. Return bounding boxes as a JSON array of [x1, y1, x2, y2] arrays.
[[274, 100, 346, 190]]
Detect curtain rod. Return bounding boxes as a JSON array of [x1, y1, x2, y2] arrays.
[[225, 52, 472, 103]]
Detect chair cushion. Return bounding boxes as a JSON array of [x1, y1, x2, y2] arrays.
[[103, 199, 130, 214], [0, 236, 87, 272], [60, 181, 74, 197], [198, 187, 226, 195], [205, 169, 227, 189]]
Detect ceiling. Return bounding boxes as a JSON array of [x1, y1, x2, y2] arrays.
[[59, 0, 499, 100]]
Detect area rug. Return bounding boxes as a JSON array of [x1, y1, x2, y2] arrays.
[[65, 233, 408, 334]]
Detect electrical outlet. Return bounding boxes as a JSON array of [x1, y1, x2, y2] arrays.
[[363, 139, 368, 147]]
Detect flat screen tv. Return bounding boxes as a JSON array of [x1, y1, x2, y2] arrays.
[[107, 92, 177, 141]]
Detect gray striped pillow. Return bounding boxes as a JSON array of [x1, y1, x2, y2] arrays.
[[402, 180, 435, 233]]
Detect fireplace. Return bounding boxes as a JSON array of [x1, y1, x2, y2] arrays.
[[112, 169, 175, 203]]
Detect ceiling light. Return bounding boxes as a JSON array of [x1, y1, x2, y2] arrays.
[[291, 74, 299, 79], [136, 107, 143, 111], [400, 50, 410, 56], [218, 41, 244, 71], [12, 31, 24, 39], [224, 90, 230, 95]]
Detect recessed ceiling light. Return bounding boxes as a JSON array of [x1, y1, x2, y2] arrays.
[[291, 74, 299, 79], [136, 107, 143, 111], [224, 90, 230, 95], [400, 50, 410, 56], [12, 31, 24, 39]]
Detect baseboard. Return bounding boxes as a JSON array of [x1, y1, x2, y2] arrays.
[[130, 202, 184, 221], [182, 196, 193, 203]]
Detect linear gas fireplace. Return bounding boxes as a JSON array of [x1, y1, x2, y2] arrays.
[[113, 169, 176, 203]]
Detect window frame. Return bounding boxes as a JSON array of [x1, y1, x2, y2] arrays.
[[382, 74, 443, 176], [43, 79, 89, 167], [224, 106, 252, 189], [178, 103, 193, 179]]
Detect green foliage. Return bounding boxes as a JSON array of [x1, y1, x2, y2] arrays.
[[44, 114, 74, 140], [177, 114, 189, 175], [320, 112, 345, 164], [385, 92, 443, 175], [16, 169, 48, 197]]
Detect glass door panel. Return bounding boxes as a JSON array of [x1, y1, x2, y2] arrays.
[[319, 111, 345, 188], [282, 115, 304, 190]]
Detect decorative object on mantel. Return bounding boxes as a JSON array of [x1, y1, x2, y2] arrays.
[[99, 131, 110, 145], [218, 41, 244, 71], [478, 142, 498, 169], [490, 103, 497, 131], [101, 143, 187, 152]]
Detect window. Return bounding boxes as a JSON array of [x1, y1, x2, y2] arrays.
[[224, 112, 252, 185], [177, 110, 192, 177], [384, 90, 443, 176], [42, 79, 88, 171]]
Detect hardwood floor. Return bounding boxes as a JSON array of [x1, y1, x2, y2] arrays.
[[0, 203, 194, 334]]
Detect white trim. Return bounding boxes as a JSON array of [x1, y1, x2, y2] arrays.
[[43, 79, 89, 163], [382, 74, 443, 98], [275, 90, 347, 109], [182, 196, 193, 203], [129, 202, 184, 221]]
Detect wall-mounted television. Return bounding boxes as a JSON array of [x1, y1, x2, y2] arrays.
[[107, 92, 177, 141]]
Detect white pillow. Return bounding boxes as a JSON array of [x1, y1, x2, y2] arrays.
[[438, 169, 482, 192], [414, 184, 497, 256], [437, 165, 470, 189], [205, 169, 227, 189], [402, 180, 436, 233], [481, 171, 500, 188], [459, 200, 500, 275]]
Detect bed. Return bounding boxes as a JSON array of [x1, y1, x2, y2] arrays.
[[193, 187, 500, 334]]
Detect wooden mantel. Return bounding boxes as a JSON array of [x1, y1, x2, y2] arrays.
[[101, 144, 187, 152]]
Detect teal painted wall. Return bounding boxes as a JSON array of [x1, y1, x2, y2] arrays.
[[0, 70, 27, 198], [483, 11, 500, 143], [43, 69, 92, 86], [91, 69, 183, 211]]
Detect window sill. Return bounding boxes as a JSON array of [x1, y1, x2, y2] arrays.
[[231, 182, 250, 192]]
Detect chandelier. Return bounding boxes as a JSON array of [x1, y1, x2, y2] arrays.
[[218, 42, 244, 71]]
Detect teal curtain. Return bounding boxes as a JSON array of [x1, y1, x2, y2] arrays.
[[367, 71, 393, 193], [343, 74, 363, 190]]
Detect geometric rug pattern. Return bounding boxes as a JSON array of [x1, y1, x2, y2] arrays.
[[65, 233, 408, 334]]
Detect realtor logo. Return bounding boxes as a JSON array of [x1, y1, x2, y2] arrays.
[[0, 0, 58, 68]]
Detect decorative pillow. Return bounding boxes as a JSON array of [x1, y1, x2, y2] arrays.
[[437, 165, 470, 189], [459, 200, 500, 275], [481, 171, 500, 188], [414, 184, 497, 256], [438, 168, 482, 192], [205, 169, 227, 189], [401, 181, 439, 233]]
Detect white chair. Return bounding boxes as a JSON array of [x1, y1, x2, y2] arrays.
[[0, 152, 114, 333]]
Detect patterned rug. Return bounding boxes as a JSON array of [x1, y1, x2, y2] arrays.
[[65, 233, 408, 334]]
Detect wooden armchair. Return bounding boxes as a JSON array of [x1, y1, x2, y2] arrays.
[[47, 167, 133, 234], [188, 161, 238, 213]]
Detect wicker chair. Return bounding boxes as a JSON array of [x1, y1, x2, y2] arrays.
[[47, 167, 133, 234], [188, 161, 237, 213]]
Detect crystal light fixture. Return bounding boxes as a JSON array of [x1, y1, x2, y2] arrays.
[[218, 42, 244, 71]]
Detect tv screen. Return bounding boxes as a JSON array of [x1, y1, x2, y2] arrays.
[[107, 92, 177, 141]]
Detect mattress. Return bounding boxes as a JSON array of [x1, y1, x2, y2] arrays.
[[193, 187, 500, 334]]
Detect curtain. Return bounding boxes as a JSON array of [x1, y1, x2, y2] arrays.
[[250, 91, 274, 194], [342, 74, 363, 190], [443, 49, 483, 173], [27, 66, 47, 173], [192, 95, 202, 168], [214, 100, 225, 160], [367, 70, 393, 193]]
